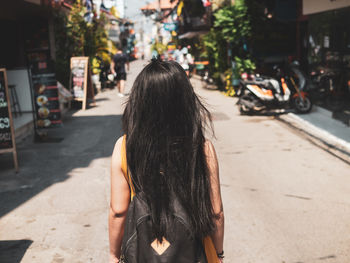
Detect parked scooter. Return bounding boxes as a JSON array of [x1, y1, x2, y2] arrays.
[[237, 62, 313, 114], [202, 68, 216, 89], [94, 56, 111, 90]]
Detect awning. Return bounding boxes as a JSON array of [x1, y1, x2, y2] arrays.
[[303, 0, 350, 15], [178, 30, 208, 39]]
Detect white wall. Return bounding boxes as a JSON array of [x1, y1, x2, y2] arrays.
[[7, 69, 33, 112]]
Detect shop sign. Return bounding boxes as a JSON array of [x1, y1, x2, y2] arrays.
[[70, 57, 95, 110], [71, 58, 88, 99], [303, 0, 350, 15], [163, 23, 178, 32]]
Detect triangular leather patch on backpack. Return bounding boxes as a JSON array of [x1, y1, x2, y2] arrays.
[[151, 237, 170, 255]]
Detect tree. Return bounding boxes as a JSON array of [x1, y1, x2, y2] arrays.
[[66, 0, 87, 56], [214, 0, 251, 45], [53, 1, 115, 87], [202, 29, 228, 79], [201, 0, 256, 93]]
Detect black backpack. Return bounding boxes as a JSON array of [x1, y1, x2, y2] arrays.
[[120, 192, 208, 263]]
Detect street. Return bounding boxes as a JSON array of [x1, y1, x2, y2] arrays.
[[1, 59, 350, 263]]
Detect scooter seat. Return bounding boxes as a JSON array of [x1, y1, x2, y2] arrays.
[[244, 79, 271, 88]]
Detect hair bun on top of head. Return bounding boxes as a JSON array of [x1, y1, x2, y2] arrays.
[[151, 55, 162, 63]]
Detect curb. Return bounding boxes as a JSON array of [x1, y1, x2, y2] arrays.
[[277, 111, 350, 164]]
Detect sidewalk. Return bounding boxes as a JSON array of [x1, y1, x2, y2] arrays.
[[277, 105, 350, 163]]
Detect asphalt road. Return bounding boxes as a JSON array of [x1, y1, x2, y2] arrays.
[[0, 59, 349, 263]]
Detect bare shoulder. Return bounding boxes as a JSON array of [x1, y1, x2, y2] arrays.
[[114, 136, 124, 151], [111, 135, 125, 165]]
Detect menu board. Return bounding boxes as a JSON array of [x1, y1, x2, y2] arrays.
[[0, 68, 18, 171], [70, 57, 95, 110], [26, 46, 62, 129], [32, 73, 62, 129]]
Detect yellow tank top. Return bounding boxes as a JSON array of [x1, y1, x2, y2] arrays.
[[121, 135, 219, 263]]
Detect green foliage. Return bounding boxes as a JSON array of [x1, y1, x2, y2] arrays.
[[202, 28, 228, 82], [66, 2, 87, 56], [151, 42, 167, 55], [53, 10, 72, 88], [53, 2, 113, 87], [223, 68, 236, 97], [232, 56, 255, 75], [224, 56, 256, 97], [214, 1, 251, 44], [200, 0, 256, 90], [85, 13, 116, 71]]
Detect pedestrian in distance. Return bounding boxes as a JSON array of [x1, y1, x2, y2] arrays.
[[109, 58, 224, 263], [179, 47, 194, 77], [173, 45, 182, 64], [111, 43, 130, 97]]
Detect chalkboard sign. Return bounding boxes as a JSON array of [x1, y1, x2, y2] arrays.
[[0, 68, 19, 172], [26, 46, 62, 129], [70, 57, 95, 110]]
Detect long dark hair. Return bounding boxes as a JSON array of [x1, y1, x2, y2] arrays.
[[122, 59, 215, 241]]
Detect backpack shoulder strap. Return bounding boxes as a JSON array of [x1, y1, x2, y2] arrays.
[[203, 236, 219, 263], [121, 135, 135, 200]]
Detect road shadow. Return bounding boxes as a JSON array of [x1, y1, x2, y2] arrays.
[[0, 240, 33, 263], [0, 113, 122, 218], [94, 98, 110, 102]]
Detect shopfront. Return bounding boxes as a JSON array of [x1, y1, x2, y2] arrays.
[[304, 0, 350, 120], [304, 1, 350, 68], [0, 0, 58, 139]]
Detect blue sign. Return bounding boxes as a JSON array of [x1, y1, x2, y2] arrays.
[[163, 23, 178, 32]]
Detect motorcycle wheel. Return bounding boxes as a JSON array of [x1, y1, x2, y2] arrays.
[[239, 94, 255, 115], [293, 96, 312, 114]]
